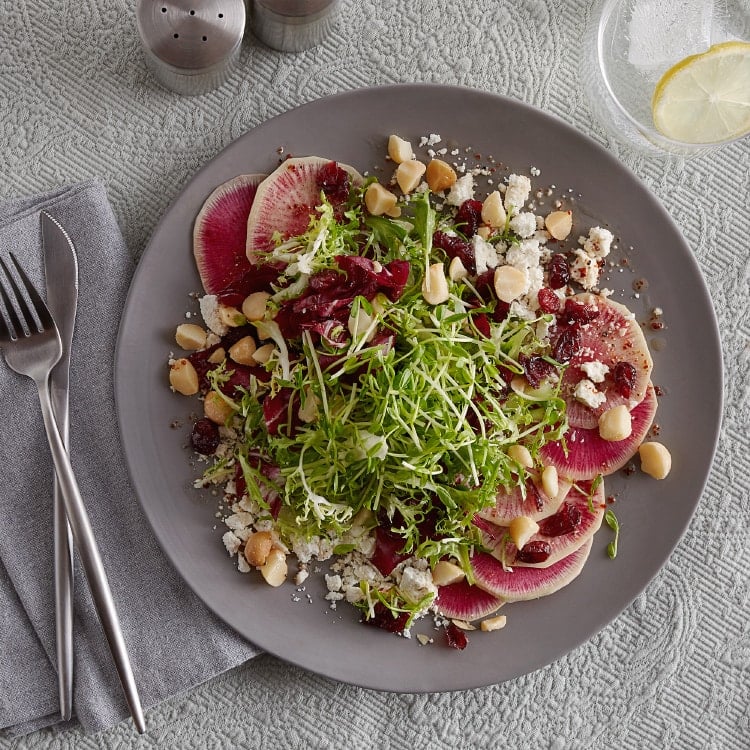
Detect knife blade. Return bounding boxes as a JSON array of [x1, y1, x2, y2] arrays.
[[41, 211, 78, 722]]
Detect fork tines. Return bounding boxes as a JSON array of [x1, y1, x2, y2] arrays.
[[0, 254, 53, 342]]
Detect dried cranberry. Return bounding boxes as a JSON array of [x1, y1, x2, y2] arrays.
[[472, 312, 491, 338], [537, 287, 561, 314], [519, 353, 556, 389], [316, 161, 350, 203], [433, 230, 475, 274], [613, 361, 637, 399], [190, 418, 220, 455], [538, 503, 582, 537], [367, 602, 410, 634], [455, 199, 484, 237], [515, 540, 551, 564], [552, 325, 581, 363], [446, 621, 468, 650], [547, 253, 570, 289], [561, 298, 600, 326], [493, 299, 511, 322]]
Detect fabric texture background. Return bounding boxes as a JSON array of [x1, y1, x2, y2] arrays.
[[0, 0, 748, 747]]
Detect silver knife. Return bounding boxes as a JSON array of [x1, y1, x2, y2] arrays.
[[40, 213, 146, 734], [41, 211, 76, 722]]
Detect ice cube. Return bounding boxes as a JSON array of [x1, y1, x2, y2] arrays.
[[627, 0, 713, 70]]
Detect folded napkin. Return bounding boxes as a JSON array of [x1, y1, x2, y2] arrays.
[[0, 182, 259, 736]]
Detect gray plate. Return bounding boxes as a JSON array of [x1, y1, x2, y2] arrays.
[[115, 85, 722, 692]]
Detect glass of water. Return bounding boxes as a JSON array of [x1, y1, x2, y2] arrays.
[[581, 0, 750, 155]]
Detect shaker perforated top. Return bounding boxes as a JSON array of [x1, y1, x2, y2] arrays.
[[136, 0, 244, 93]]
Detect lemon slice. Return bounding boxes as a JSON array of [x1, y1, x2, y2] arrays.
[[651, 41, 750, 144]]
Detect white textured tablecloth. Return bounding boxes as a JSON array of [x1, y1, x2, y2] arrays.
[[1, 0, 748, 747]]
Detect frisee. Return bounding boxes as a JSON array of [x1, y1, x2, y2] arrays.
[[199, 178, 569, 583]]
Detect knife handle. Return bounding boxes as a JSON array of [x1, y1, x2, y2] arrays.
[[54, 483, 74, 721], [37, 376, 146, 734]]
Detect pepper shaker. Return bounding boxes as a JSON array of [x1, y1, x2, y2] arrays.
[[250, 0, 340, 52], [136, 0, 245, 95]]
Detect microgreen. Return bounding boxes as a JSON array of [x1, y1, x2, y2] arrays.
[[605, 509, 620, 559]]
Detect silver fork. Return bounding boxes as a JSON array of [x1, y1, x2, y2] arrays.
[[0, 253, 146, 734]]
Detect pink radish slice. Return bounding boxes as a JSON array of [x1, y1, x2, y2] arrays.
[[541, 382, 657, 481], [557, 293, 653, 430], [193, 174, 266, 295], [435, 579, 504, 620], [476, 471, 572, 526], [471, 537, 593, 602], [246, 156, 364, 260], [490, 480, 605, 569]]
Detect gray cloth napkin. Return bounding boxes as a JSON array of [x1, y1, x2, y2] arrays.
[[0, 182, 259, 736]]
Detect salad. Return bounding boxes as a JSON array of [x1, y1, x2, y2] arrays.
[[167, 135, 671, 648]]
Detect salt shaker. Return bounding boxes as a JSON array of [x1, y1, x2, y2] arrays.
[[250, 0, 340, 52], [136, 0, 245, 95]]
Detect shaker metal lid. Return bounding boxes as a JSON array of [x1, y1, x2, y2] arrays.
[[136, 0, 245, 72]]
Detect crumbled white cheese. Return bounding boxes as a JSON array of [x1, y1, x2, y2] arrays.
[[237, 555, 251, 573], [570, 248, 601, 291], [580, 360, 610, 383], [509, 212, 537, 238], [234, 527, 252, 542], [222, 531, 241, 555], [524, 266, 544, 307], [199, 294, 229, 336], [472, 234, 500, 275], [420, 133, 442, 147], [509, 299, 536, 321], [504, 174, 531, 214], [505, 239, 541, 271], [574, 378, 607, 409], [356, 534, 376, 557], [446, 173, 475, 206], [581, 226, 614, 258], [224, 512, 254, 531], [291, 536, 323, 564], [397, 566, 438, 605], [325, 573, 343, 592], [294, 569, 309, 586]]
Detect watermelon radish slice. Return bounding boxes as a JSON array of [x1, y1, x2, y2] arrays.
[[557, 293, 653, 430], [246, 156, 364, 260], [193, 174, 266, 295], [435, 579, 504, 620], [541, 382, 657, 481], [471, 537, 593, 602], [489, 480, 605, 569], [476, 471, 572, 526]]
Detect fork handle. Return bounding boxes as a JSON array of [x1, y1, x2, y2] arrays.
[[35, 376, 146, 734], [54, 486, 74, 721]]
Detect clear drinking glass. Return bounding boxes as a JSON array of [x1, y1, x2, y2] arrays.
[[582, 0, 750, 155]]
